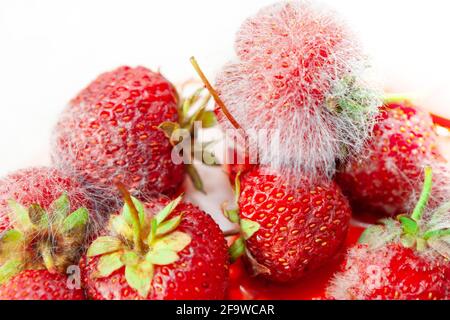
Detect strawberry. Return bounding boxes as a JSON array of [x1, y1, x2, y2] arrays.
[[225, 166, 351, 282], [0, 270, 85, 300], [51, 66, 185, 201], [327, 167, 450, 300], [0, 167, 91, 233], [81, 186, 229, 300], [336, 99, 444, 217], [197, 0, 379, 184], [0, 186, 90, 300]]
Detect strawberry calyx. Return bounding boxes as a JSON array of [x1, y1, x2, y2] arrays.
[[222, 172, 261, 263], [86, 187, 191, 298], [359, 166, 450, 259], [0, 194, 89, 284], [158, 82, 218, 194]]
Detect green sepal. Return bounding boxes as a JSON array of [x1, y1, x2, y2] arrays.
[[229, 237, 245, 263], [110, 215, 133, 240], [95, 252, 124, 278], [125, 262, 154, 298], [427, 202, 450, 231], [400, 234, 416, 248], [0, 259, 23, 284], [87, 236, 124, 257], [158, 122, 181, 145], [0, 230, 24, 261], [121, 251, 140, 266], [147, 219, 158, 246], [156, 215, 183, 237], [49, 194, 71, 224], [240, 219, 260, 240], [186, 164, 205, 194], [200, 111, 217, 128], [154, 195, 183, 226], [181, 88, 204, 120], [424, 228, 450, 241], [358, 220, 402, 249], [234, 172, 242, 205], [122, 196, 146, 228], [7, 199, 33, 232], [152, 231, 191, 252], [28, 204, 47, 227], [62, 207, 89, 233], [222, 207, 240, 224], [0, 229, 24, 245], [40, 243, 56, 273], [146, 249, 179, 265], [427, 236, 450, 259], [398, 216, 419, 235]]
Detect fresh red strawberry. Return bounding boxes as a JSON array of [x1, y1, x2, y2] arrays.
[[0, 167, 91, 233], [0, 270, 85, 300], [226, 166, 351, 283], [0, 186, 91, 300], [51, 66, 185, 200], [337, 99, 444, 217], [328, 167, 450, 300], [81, 187, 229, 300]]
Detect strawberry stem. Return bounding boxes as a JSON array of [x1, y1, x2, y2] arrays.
[[189, 57, 243, 131], [116, 183, 144, 254], [411, 166, 433, 222]]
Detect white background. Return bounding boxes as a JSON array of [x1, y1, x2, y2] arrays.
[[0, 0, 449, 176]]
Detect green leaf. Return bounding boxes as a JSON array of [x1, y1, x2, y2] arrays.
[[146, 249, 179, 265], [153, 231, 191, 253], [200, 111, 217, 128], [186, 164, 205, 194], [125, 262, 154, 298], [122, 196, 146, 227], [229, 237, 245, 263], [95, 252, 124, 278], [154, 195, 183, 226], [240, 219, 260, 240], [156, 215, 182, 237], [7, 200, 33, 232], [62, 207, 89, 233], [87, 236, 124, 257], [121, 251, 140, 266], [49, 194, 71, 223], [398, 216, 419, 235], [0, 230, 24, 260], [110, 215, 133, 240], [0, 259, 23, 284]]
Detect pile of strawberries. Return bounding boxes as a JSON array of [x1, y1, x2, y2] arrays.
[[0, 0, 449, 300]]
